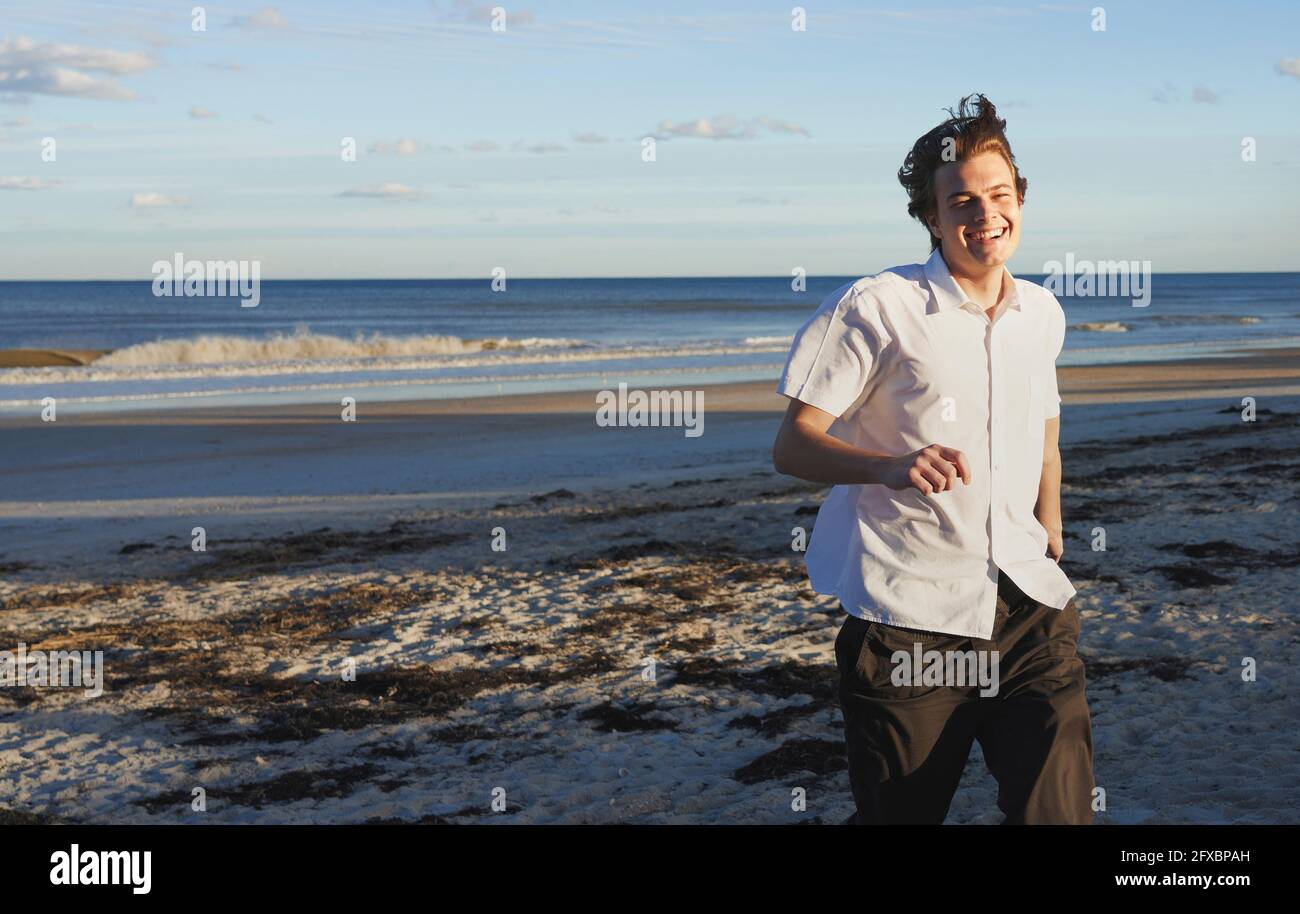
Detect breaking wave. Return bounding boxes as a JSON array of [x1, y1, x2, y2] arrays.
[[1071, 321, 1130, 332], [1071, 314, 1262, 333], [94, 329, 586, 368]]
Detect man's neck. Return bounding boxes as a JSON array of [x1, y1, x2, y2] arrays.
[[944, 252, 1008, 315]]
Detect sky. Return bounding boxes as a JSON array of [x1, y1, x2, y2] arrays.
[[1, 0, 1298, 279]]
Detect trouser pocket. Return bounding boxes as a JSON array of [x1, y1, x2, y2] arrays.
[[837, 613, 966, 698]]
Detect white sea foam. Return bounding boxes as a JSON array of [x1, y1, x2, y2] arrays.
[[1071, 315, 1263, 333], [1071, 321, 1130, 332], [1144, 314, 1261, 325], [0, 335, 793, 387], [94, 330, 586, 368]]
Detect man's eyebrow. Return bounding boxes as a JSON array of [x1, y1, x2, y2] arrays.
[[946, 183, 1013, 201]]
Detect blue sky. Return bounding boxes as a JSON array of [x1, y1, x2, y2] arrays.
[[1, 0, 1297, 279]]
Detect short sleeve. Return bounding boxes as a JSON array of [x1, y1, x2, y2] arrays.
[[1044, 293, 1066, 419], [776, 281, 892, 418]]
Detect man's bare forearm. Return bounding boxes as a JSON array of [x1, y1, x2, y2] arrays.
[[772, 421, 895, 485], [1035, 444, 1062, 529]]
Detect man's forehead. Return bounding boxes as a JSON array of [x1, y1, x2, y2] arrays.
[[935, 154, 1014, 193]]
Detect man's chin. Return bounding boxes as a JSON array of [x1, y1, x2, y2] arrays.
[[946, 246, 1012, 273], [966, 242, 1017, 270]]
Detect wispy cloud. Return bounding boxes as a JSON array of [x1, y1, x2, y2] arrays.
[[232, 6, 290, 30], [753, 116, 810, 137], [189, 106, 218, 119], [1278, 58, 1300, 79], [368, 138, 421, 155], [572, 131, 608, 144], [0, 36, 156, 102], [514, 140, 566, 154], [0, 175, 59, 190], [430, 2, 536, 27], [130, 192, 187, 208], [553, 203, 627, 217], [1151, 82, 1178, 104], [337, 182, 422, 200], [1153, 83, 1221, 105], [655, 114, 810, 140]]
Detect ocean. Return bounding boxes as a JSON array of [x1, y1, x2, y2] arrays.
[[2, 273, 1298, 414]]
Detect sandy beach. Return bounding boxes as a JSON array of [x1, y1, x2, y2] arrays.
[[0, 348, 1297, 824]]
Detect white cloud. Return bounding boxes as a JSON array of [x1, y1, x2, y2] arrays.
[[465, 140, 499, 153], [337, 183, 422, 200], [1192, 86, 1220, 105], [130, 192, 187, 208], [430, 2, 535, 27], [0, 176, 59, 190], [234, 7, 290, 29], [368, 138, 421, 155], [553, 203, 626, 217], [572, 131, 608, 144], [1278, 58, 1300, 79], [515, 140, 566, 154], [189, 106, 218, 119], [1151, 82, 1178, 104], [253, 113, 274, 124], [753, 116, 810, 137], [655, 114, 810, 141], [0, 36, 156, 102]]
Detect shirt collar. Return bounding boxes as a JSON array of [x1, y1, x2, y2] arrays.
[[923, 247, 1021, 316]]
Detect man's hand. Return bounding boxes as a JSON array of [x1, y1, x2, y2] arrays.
[[1043, 521, 1064, 562], [1037, 416, 1064, 562], [882, 444, 972, 495]]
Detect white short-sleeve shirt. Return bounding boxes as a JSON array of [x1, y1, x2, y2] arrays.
[[778, 247, 1075, 639]]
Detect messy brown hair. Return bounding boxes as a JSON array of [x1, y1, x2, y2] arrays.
[[898, 94, 1028, 250]]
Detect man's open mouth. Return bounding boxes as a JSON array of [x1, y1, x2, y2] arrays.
[[966, 227, 1007, 242]]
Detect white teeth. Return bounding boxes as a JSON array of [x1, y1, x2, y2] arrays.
[[969, 228, 1005, 241]]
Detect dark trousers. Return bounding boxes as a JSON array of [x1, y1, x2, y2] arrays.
[[835, 570, 1095, 824]]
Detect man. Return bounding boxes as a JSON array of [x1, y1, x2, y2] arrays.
[[772, 95, 1094, 825]]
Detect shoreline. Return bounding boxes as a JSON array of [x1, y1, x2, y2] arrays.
[[2, 344, 1298, 425]]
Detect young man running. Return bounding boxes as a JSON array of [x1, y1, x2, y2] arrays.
[[772, 95, 1094, 825]]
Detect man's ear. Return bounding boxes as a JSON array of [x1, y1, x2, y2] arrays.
[[925, 213, 942, 243]]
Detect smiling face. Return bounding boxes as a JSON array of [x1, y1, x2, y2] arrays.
[[925, 151, 1022, 277]]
